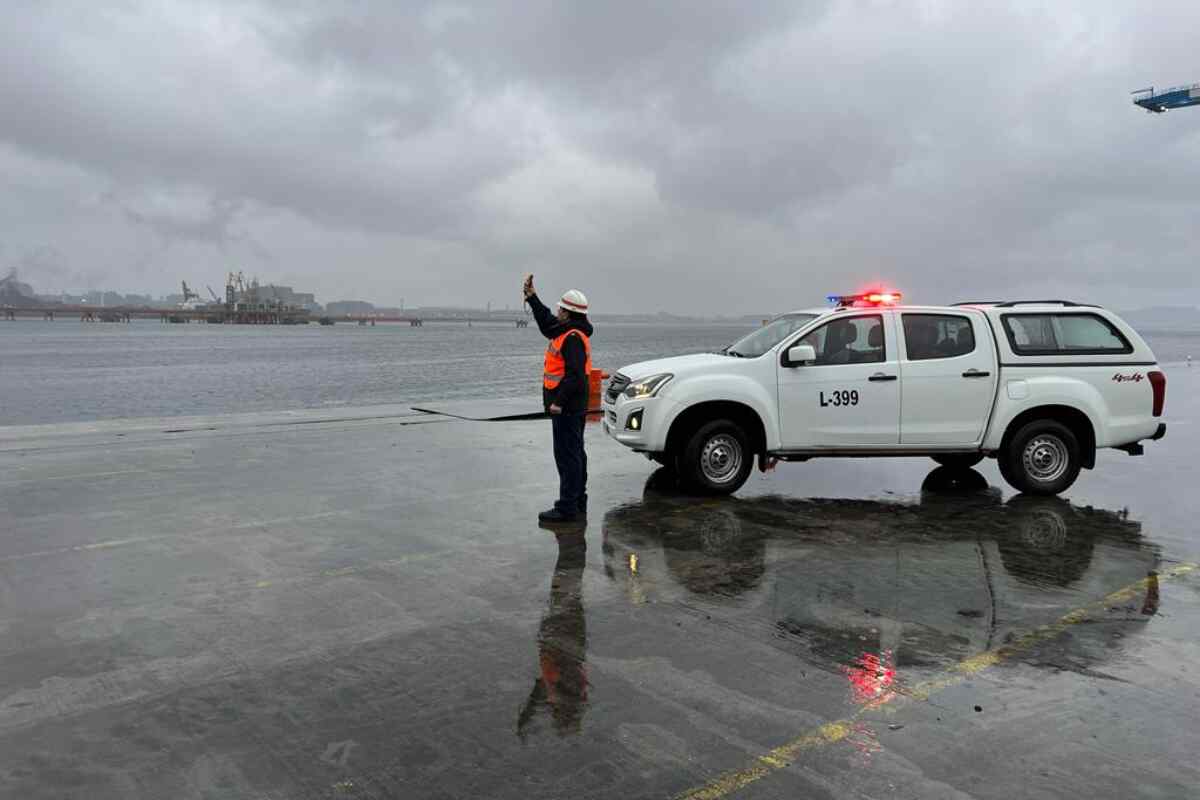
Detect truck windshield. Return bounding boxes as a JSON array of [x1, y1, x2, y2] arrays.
[[724, 313, 818, 358]]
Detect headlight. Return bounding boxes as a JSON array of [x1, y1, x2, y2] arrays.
[[624, 373, 673, 399]]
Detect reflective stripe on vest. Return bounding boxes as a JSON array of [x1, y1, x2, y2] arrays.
[[543, 329, 593, 390]]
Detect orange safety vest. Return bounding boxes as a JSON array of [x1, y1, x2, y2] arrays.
[[543, 329, 592, 390]]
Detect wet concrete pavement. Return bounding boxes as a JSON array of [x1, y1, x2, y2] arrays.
[[1, 366, 1198, 799]]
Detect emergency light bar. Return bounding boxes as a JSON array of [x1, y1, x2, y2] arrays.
[[827, 291, 903, 308]]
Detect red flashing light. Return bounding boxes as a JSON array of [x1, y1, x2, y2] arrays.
[[864, 292, 901, 305], [828, 290, 904, 308]]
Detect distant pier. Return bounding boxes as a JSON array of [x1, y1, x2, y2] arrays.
[[4, 305, 533, 327], [336, 314, 529, 327], [3, 304, 312, 324]]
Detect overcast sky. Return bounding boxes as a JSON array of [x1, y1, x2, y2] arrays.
[[2, 1, 1197, 314]]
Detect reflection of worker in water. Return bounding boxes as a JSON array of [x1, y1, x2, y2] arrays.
[[518, 533, 589, 738]]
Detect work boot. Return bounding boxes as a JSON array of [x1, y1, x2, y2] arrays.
[[538, 507, 578, 523]]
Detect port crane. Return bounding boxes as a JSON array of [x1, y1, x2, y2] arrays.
[[1132, 83, 1200, 113], [178, 280, 208, 310]]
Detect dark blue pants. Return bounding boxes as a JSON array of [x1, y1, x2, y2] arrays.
[[552, 413, 588, 514]]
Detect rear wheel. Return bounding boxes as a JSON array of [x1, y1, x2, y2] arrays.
[[930, 453, 985, 470], [679, 419, 753, 495], [999, 420, 1081, 496]]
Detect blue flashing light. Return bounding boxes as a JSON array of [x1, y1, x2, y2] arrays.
[[828, 291, 903, 308]]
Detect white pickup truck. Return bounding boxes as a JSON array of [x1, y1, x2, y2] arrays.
[[602, 295, 1167, 495]]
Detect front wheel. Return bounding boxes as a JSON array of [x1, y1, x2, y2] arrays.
[[679, 419, 753, 495], [999, 420, 1081, 496], [931, 453, 985, 470]]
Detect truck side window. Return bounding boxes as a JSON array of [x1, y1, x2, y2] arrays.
[[902, 314, 975, 360], [798, 315, 884, 365], [1002, 313, 1132, 355]]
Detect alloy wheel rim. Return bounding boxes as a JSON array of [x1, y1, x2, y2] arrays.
[[1022, 434, 1069, 483], [700, 434, 743, 484]]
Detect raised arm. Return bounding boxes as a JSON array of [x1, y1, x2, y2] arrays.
[[526, 292, 561, 339]]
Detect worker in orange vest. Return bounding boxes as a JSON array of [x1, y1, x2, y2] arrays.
[[524, 275, 594, 523]]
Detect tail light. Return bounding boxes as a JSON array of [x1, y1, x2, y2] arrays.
[[1148, 370, 1166, 417]]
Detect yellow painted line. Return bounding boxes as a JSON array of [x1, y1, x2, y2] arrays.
[[675, 563, 1196, 800], [0, 468, 151, 486], [247, 551, 447, 592], [0, 534, 178, 563]]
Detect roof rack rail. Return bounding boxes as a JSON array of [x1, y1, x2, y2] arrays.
[[992, 300, 1098, 308], [952, 301, 1002, 306]]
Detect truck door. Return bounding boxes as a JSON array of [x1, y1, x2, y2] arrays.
[[897, 312, 996, 445], [777, 312, 901, 448]]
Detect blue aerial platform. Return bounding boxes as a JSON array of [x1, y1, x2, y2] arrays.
[[1132, 83, 1200, 113]]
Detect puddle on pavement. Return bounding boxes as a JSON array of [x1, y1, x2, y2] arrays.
[[601, 466, 1161, 705], [518, 532, 589, 739]]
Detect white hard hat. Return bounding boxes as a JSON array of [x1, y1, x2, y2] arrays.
[[558, 289, 588, 313]]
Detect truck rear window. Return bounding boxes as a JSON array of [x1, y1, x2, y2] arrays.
[[1001, 313, 1132, 356], [902, 314, 975, 360]]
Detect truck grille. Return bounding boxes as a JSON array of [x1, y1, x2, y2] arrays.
[[606, 373, 630, 404]]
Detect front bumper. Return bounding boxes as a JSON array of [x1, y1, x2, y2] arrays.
[[601, 394, 678, 452]]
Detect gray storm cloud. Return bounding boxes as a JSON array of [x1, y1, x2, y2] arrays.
[[0, 1, 1196, 313]]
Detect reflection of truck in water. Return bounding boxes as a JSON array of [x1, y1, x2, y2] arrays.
[[602, 468, 1160, 679]]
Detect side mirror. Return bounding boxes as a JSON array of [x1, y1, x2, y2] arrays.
[[783, 343, 816, 367]]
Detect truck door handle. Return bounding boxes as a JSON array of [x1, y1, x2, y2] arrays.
[[868, 373, 897, 382], [962, 370, 991, 378]]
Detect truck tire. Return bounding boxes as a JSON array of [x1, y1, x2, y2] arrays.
[[679, 419, 753, 495], [999, 420, 1081, 496], [930, 453, 985, 470]]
